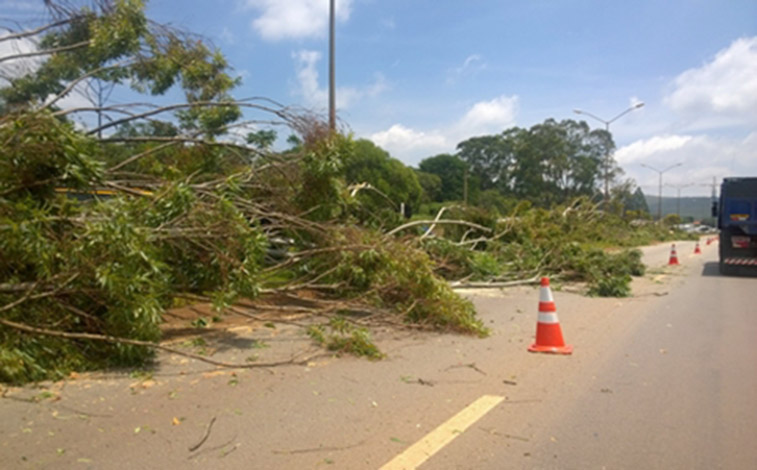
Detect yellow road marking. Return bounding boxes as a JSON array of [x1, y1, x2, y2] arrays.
[[379, 395, 505, 470]]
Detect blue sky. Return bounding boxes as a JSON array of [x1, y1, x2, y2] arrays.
[[3, 0, 757, 197]]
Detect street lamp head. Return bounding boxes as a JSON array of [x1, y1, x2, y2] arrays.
[[633, 102, 645, 109], [573, 109, 583, 115]]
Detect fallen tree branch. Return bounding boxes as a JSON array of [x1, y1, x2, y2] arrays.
[[449, 276, 540, 289], [421, 206, 452, 240], [0, 317, 317, 370], [386, 219, 492, 237]]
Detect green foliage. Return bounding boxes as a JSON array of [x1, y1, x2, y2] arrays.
[[416, 171, 442, 204], [663, 214, 682, 226], [418, 199, 660, 297], [456, 134, 514, 192], [295, 132, 353, 221], [246, 129, 277, 149], [0, 162, 268, 383], [307, 319, 383, 360], [344, 139, 423, 223], [0, 111, 103, 200], [326, 231, 488, 336], [2, 0, 240, 137], [417, 154, 477, 203], [416, 119, 616, 207], [0, 2, 496, 384], [588, 274, 632, 297]]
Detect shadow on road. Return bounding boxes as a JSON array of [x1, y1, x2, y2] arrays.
[[702, 261, 757, 278], [702, 262, 720, 277]]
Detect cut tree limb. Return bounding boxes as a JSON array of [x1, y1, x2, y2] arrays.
[[449, 276, 540, 289], [0, 317, 319, 370], [386, 219, 492, 237]]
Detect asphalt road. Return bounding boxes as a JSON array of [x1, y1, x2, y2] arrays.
[[419, 242, 757, 470], [2, 238, 755, 469]]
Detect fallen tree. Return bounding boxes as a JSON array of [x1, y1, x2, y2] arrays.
[[0, 1, 486, 384]]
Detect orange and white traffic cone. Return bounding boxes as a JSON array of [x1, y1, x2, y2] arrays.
[[706, 238, 712, 246], [694, 242, 701, 254], [528, 277, 573, 355], [668, 244, 679, 265]]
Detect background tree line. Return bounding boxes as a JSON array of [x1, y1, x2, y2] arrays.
[[344, 119, 649, 219]]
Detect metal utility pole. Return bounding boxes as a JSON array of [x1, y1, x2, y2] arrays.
[[463, 167, 468, 205], [574, 102, 644, 209], [666, 183, 694, 218], [328, 0, 336, 132], [641, 162, 683, 221]]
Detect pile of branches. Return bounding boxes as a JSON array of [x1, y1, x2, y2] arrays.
[[412, 200, 651, 295], [0, 1, 487, 383], [0, 104, 487, 383]]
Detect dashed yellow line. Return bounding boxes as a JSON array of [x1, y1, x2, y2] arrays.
[[379, 395, 505, 470]]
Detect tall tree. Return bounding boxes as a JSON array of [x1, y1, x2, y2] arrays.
[[345, 139, 422, 215], [418, 153, 478, 203], [456, 134, 514, 193], [450, 119, 617, 206]]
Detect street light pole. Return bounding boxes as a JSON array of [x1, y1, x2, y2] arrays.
[[328, 0, 336, 132], [666, 183, 694, 218], [641, 162, 683, 221], [574, 102, 644, 209]]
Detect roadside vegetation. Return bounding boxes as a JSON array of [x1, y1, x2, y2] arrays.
[[1, 0, 695, 383]]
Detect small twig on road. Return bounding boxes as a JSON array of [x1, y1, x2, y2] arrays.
[[220, 443, 240, 458], [187, 435, 238, 460], [479, 427, 530, 441], [444, 362, 487, 376], [272, 440, 366, 455], [189, 416, 217, 452]]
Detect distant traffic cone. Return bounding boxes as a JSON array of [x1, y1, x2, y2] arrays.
[[694, 242, 701, 254], [528, 277, 573, 355], [668, 244, 679, 265], [706, 238, 712, 246]]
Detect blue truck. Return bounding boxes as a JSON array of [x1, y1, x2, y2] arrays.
[[712, 177, 757, 275]]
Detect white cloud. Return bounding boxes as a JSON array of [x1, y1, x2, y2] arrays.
[[245, 0, 353, 41], [454, 95, 518, 137], [446, 54, 487, 85], [293, 50, 327, 107], [0, 35, 40, 82], [615, 135, 695, 166], [665, 36, 757, 124], [618, 133, 757, 196], [292, 49, 386, 111], [368, 95, 519, 166], [370, 125, 450, 160]]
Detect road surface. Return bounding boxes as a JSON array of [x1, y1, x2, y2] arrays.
[[419, 241, 757, 470], [1, 238, 755, 469]]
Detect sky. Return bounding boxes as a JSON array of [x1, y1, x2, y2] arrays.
[[2, 0, 757, 197]]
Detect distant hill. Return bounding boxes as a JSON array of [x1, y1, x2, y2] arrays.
[[645, 195, 715, 222]]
